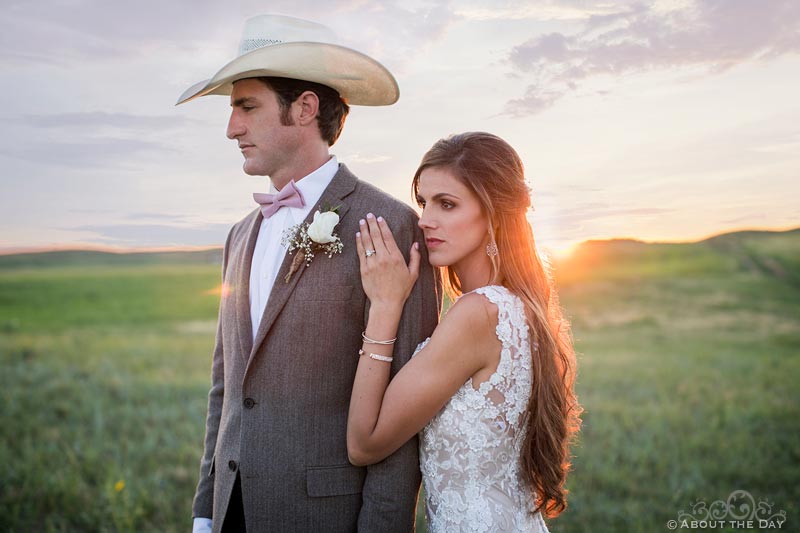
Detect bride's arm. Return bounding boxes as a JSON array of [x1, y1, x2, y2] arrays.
[[347, 214, 496, 466]]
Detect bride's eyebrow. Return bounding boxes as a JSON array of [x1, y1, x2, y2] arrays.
[[418, 192, 461, 202]]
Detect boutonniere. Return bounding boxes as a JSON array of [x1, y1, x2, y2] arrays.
[[281, 206, 344, 283]]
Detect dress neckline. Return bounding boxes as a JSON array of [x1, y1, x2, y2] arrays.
[[458, 284, 509, 300]]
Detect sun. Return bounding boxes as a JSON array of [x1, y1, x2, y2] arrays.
[[551, 241, 579, 261]]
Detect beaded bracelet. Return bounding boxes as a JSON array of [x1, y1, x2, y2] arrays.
[[358, 349, 394, 363]]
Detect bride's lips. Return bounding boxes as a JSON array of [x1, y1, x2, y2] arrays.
[[425, 237, 444, 249]]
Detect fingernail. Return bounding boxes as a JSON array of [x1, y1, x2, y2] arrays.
[[366, 213, 374, 219], [356, 231, 361, 237], [359, 219, 365, 225], [414, 242, 419, 249], [377, 216, 384, 222]]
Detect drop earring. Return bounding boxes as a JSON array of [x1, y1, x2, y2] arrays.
[[486, 240, 498, 257]]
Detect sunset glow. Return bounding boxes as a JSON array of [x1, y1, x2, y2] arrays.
[[204, 283, 232, 298], [1, 1, 797, 253]]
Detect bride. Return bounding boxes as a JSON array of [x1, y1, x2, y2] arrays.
[[347, 132, 582, 531]]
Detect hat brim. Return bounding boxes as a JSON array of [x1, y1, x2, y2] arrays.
[[176, 41, 399, 106]]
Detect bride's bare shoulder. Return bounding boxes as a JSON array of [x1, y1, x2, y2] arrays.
[[432, 292, 499, 346]]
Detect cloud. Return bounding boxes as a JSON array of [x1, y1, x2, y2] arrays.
[[529, 200, 678, 248], [0, 112, 205, 169], [0, 0, 243, 65], [0, 138, 175, 168], [720, 213, 767, 226], [0, 0, 458, 68], [123, 212, 189, 221], [326, 0, 459, 69], [505, 87, 565, 116], [751, 135, 800, 155], [343, 153, 392, 164], [455, 0, 629, 22], [18, 112, 203, 131], [69, 222, 231, 246], [504, 0, 800, 116], [536, 201, 674, 228]]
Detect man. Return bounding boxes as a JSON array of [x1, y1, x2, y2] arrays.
[[177, 14, 441, 533]]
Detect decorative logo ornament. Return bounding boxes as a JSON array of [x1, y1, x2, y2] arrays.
[[666, 490, 787, 530]]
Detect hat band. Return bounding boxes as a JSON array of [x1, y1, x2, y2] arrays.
[[239, 38, 285, 55]]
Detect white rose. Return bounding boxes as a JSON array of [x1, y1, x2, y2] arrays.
[[307, 210, 339, 244]]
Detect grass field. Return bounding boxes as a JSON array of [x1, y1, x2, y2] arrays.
[[1, 228, 798, 531]]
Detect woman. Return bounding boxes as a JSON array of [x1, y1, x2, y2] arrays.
[[347, 132, 581, 531]]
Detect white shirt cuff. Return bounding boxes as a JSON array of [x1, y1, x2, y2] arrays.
[[192, 517, 213, 533]]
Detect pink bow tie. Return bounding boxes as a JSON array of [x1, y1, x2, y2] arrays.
[[253, 180, 306, 218]]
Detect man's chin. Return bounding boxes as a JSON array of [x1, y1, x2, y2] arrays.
[[242, 162, 268, 176]]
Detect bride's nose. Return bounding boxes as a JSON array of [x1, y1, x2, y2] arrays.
[[418, 208, 436, 230]]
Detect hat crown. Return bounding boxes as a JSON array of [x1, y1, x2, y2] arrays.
[[238, 14, 339, 56]]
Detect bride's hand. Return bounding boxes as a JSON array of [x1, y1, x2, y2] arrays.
[[356, 213, 420, 309]]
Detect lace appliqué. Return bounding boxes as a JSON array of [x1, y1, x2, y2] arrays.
[[413, 286, 549, 532]]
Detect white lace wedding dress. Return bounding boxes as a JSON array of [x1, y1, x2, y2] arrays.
[[415, 285, 549, 532]]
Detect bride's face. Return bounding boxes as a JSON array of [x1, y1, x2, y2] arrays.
[[416, 166, 490, 270]]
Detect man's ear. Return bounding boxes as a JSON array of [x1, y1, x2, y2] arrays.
[[294, 90, 320, 126]]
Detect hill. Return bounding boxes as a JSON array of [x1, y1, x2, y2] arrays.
[[554, 227, 800, 286], [3, 226, 798, 279], [0, 248, 223, 270]]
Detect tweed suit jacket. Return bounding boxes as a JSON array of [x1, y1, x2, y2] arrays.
[[192, 164, 442, 532]]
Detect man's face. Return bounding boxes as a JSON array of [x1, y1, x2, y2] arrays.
[[226, 78, 300, 177]]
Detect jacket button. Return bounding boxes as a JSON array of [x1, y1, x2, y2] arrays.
[[243, 398, 255, 409], [228, 460, 237, 472]]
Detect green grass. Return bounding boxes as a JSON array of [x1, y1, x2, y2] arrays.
[[1, 228, 798, 531], [0, 262, 222, 333], [0, 261, 220, 531], [2, 328, 212, 531], [549, 228, 800, 531]]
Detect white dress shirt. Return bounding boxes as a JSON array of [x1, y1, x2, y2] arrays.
[[248, 155, 338, 339], [193, 156, 338, 532]]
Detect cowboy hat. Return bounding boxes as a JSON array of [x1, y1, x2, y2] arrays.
[[176, 14, 399, 106]]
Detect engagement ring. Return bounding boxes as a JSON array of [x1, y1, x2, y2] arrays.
[[365, 249, 376, 257]]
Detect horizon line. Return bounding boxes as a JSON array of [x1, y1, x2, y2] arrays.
[[1, 224, 797, 257], [0, 243, 223, 257]]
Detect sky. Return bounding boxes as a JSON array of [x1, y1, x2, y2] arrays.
[[1, 0, 799, 254]]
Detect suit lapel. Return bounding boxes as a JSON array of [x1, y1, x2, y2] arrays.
[[247, 164, 357, 367], [234, 208, 262, 365]]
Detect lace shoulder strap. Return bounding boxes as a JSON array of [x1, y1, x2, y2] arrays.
[[471, 285, 532, 428], [471, 285, 528, 349]]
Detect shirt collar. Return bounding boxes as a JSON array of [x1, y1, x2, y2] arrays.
[[262, 156, 338, 226], [269, 155, 338, 203], [290, 155, 338, 211]]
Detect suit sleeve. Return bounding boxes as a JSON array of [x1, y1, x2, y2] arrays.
[[357, 209, 443, 532], [192, 226, 234, 519]]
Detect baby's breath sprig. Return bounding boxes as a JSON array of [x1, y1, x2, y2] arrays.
[[280, 208, 344, 283]]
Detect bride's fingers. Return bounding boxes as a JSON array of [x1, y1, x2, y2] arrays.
[[376, 216, 400, 255], [359, 218, 377, 261], [355, 230, 366, 274], [408, 242, 421, 281], [365, 213, 388, 255]]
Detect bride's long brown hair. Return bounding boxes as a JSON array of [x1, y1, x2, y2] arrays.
[[412, 132, 582, 517]]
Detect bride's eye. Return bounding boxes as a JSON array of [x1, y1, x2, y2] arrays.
[[441, 201, 454, 209]]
